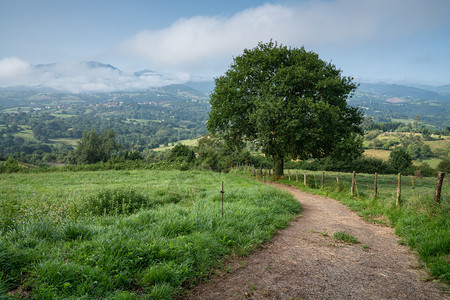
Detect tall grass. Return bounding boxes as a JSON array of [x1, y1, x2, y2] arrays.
[[0, 170, 300, 299], [244, 167, 449, 285]]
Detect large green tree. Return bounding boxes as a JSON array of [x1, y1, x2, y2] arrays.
[[73, 129, 121, 164], [207, 41, 363, 176]]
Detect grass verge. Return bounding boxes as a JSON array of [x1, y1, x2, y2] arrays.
[[0, 170, 300, 299]]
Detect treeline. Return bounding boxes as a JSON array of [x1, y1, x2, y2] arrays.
[[362, 119, 450, 136], [2, 130, 449, 176]]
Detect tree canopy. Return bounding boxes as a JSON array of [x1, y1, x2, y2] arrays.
[[73, 129, 121, 164], [207, 41, 363, 175]]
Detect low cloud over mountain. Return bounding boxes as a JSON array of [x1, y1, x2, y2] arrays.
[[0, 57, 194, 93]]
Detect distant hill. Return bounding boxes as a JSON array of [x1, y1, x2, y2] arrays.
[[357, 83, 446, 101], [350, 83, 449, 128], [184, 81, 215, 95]]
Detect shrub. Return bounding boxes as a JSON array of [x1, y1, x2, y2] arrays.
[[0, 158, 23, 173], [388, 147, 412, 172]]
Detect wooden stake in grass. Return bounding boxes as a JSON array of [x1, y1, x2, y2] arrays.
[[288, 170, 291, 181], [434, 172, 445, 204], [351, 171, 356, 196], [396, 173, 401, 207], [321, 171, 325, 189], [262, 175, 265, 195], [314, 173, 317, 189], [296, 171, 298, 182], [411, 177, 415, 202], [221, 181, 224, 217], [374, 172, 378, 199], [304, 172, 307, 186]]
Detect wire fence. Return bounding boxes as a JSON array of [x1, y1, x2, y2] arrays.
[[235, 165, 449, 207]]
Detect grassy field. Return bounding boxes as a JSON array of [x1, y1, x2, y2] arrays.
[[0, 170, 300, 299], [48, 137, 79, 147], [153, 138, 199, 152], [240, 167, 449, 285], [363, 149, 391, 161], [363, 132, 449, 168]]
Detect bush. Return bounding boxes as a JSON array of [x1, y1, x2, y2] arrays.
[[291, 156, 394, 174], [410, 163, 436, 177], [0, 158, 23, 173], [388, 147, 412, 173]]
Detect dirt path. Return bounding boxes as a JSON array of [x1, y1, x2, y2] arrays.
[[188, 183, 448, 299]]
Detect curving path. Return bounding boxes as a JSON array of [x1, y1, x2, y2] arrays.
[[188, 183, 448, 299]]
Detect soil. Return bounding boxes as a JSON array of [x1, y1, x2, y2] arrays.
[[187, 183, 449, 299]]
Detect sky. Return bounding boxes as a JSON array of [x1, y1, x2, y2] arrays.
[[0, 0, 450, 92]]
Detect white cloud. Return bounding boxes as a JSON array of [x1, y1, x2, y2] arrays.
[[120, 0, 450, 72], [0, 59, 191, 93], [0, 57, 31, 85]]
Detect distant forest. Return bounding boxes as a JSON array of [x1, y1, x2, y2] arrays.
[[0, 82, 449, 165], [0, 85, 209, 163]]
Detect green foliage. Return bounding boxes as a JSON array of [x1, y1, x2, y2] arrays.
[[0, 170, 300, 298], [73, 129, 122, 164], [437, 158, 450, 173], [411, 163, 436, 177], [0, 157, 24, 173], [389, 147, 413, 172], [167, 144, 196, 170], [288, 156, 394, 174], [195, 136, 251, 172], [208, 41, 363, 175], [400, 134, 433, 160]]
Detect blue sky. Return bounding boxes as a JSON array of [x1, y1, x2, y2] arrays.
[[1, 0, 449, 92]]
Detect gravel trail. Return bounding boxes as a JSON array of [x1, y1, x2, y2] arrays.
[[188, 183, 448, 299]]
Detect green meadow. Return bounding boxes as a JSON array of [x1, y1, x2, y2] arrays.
[[0, 170, 300, 299]]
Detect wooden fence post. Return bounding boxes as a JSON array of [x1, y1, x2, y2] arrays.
[[374, 172, 378, 199], [351, 171, 356, 196], [288, 170, 291, 181], [434, 172, 446, 204], [321, 172, 325, 189], [304, 172, 307, 186], [296, 171, 298, 182], [396, 173, 401, 207], [221, 181, 224, 217]]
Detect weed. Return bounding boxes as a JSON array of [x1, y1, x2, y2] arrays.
[[362, 244, 370, 251], [333, 231, 359, 244], [87, 188, 150, 216]]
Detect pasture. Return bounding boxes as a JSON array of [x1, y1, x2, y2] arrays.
[[0, 170, 300, 299]]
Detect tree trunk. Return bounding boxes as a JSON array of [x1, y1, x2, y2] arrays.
[[273, 155, 284, 178]]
